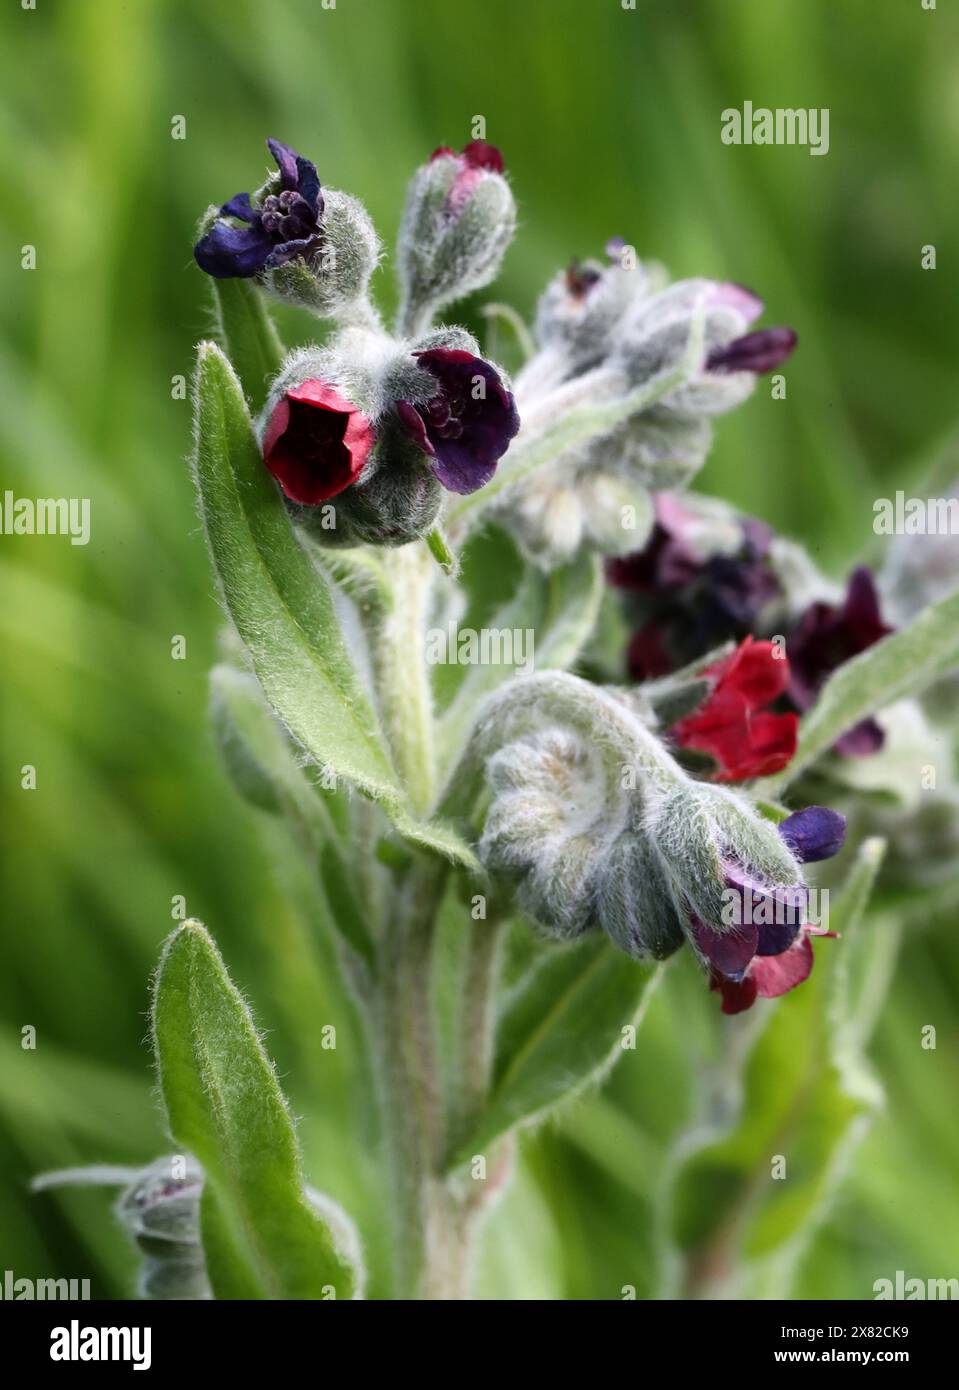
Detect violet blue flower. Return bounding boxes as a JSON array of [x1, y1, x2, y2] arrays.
[[194, 139, 324, 279]]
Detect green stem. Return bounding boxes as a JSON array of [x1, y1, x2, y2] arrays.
[[372, 545, 437, 814], [371, 860, 482, 1299], [452, 915, 507, 1157]]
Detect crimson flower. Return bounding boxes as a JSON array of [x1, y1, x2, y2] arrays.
[[261, 380, 375, 505], [672, 637, 798, 782], [698, 805, 847, 1015]]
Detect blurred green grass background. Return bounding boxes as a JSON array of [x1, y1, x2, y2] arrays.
[[1, 0, 957, 1298]]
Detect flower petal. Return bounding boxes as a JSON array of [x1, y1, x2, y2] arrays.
[[221, 192, 258, 223], [690, 914, 758, 976], [717, 637, 790, 708], [709, 968, 759, 1015], [462, 139, 504, 172], [194, 220, 277, 278], [707, 327, 797, 375], [778, 806, 847, 863], [267, 137, 300, 189], [262, 381, 374, 505], [751, 934, 814, 998]]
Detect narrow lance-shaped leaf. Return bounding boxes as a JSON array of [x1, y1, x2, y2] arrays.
[[448, 936, 662, 1168], [194, 341, 400, 800], [763, 587, 959, 793], [193, 343, 480, 872], [152, 920, 360, 1299], [210, 664, 375, 966]]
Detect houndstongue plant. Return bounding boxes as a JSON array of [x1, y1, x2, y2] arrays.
[[37, 138, 959, 1301]]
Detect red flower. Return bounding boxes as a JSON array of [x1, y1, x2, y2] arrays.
[[672, 636, 797, 782], [261, 380, 375, 505], [709, 932, 815, 1014]]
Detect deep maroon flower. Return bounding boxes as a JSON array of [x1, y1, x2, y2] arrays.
[[608, 494, 781, 679], [672, 637, 798, 782], [429, 140, 505, 218], [787, 567, 894, 756], [707, 327, 798, 375], [695, 805, 847, 1014], [396, 348, 519, 495], [194, 139, 324, 279], [261, 380, 375, 505]]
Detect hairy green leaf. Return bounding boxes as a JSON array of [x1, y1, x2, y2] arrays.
[[764, 588, 959, 792], [152, 920, 359, 1299], [449, 937, 661, 1166]]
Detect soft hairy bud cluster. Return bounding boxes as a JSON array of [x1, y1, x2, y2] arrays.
[[474, 673, 806, 967], [498, 245, 796, 568], [396, 141, 516, 332]]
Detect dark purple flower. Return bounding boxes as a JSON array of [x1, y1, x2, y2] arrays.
[[707, 326, 798, 375], [607, 494, 781, 679], [194, 138, 324, 280], [396, 348, 519, 495], [694, 805, 846, 1013], [787, 567, 894, 756]]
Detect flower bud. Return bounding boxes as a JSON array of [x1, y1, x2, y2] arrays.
[[194, 137, 380, 318], [261, 188, 381, 317], [296, 428, 442, 548], [396, 141, 516, 329], [533, 244, 651, 375], [113, 1157, 210, 1300], [480, 727, 623, 939], [111, 1157, 365, 1299]]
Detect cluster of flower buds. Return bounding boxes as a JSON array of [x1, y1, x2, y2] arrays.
[[194, 138, 520, 545], [256, 329, 516, 544], [494, 241, 797, 567], [475, 673, 845, 1013]]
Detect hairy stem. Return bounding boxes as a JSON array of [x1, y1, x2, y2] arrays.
[[372, 544, 437, 814], [452, 915, 508, 1156], [372, 860, 484, 1299]]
